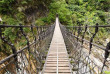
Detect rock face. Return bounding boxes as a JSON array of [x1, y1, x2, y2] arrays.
[[103, 38, 110, 46], [106, 38, 110, 43], [0, 17, 2, 22]]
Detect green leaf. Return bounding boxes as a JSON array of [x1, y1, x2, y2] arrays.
[[21, 1, 28, 4]]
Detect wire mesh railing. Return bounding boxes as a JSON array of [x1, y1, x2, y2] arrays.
[[0, 24, 55, 74], [60, 24, 110, 74]]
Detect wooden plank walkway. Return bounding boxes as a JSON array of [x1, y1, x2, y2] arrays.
[[42, 17, 72, 74]]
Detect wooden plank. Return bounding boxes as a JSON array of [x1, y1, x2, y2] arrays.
[[42, 17, 72, 74]]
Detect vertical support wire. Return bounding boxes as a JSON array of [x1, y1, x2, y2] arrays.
[[82, 25, 87, 45], [89, 23, 98, 54], [0, 27, 18, 72], [19, 24, 32, 73], [19, 24, 30, 52], [101, 42, 110, 73]]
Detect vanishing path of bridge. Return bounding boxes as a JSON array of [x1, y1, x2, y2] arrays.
[[0, 16, 109, 74], [42, 17, 72, 74]]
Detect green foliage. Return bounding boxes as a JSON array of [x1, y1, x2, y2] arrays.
[[0, 0, 15, 14], [21, 1, 28, 5], [67, 0, 110, 26], [2, 16, 18, 25], [0, 0, 109, 26], [23, 28, 30, 33], [0, 0, 109, 56], [16, 12, 25, 21], [19, 40, 27, 46], [3, 28, 17, 41], [72, 14, 77, 23], [42, 60, 45, 64], [44, 0, 73, 25], [35, 19, 45, 26], [105, 71, 110, 74]]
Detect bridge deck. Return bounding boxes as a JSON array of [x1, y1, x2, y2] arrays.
[[42, 17, 72, 74]]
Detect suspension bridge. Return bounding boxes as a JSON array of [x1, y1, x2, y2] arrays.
[[42, 17, 72, 74], [0, 16, 110, 74]]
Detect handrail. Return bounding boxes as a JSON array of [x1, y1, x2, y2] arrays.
[[66, 25, 110, 28], [0, 23, 55, 73], [0, 24, 50, 28], [65, 24, 110, 52], [60, 23, 110, 74], [71, 34, 110, 52], [0, 41, 35, 65]]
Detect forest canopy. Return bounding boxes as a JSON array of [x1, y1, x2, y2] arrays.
[[0, 0, 110, 26]]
